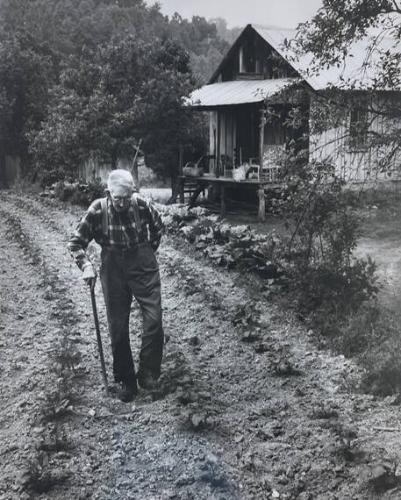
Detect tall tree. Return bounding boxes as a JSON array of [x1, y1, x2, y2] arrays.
[[30, 35, 206, 187], [294, 0, 401, 175], [296, 0, 396, 68], [0, 29, 56, 184], [0, 0, 227, 184]]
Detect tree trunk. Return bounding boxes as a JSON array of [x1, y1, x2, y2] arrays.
[[111, 150, 117, 170], [132, 158, 139, 187], [131, 139, 142, 187], [0, 154, 8, 189]]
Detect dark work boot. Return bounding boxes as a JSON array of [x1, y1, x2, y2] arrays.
[[118, 380, 138, 402], [137, 370, 159, 391]]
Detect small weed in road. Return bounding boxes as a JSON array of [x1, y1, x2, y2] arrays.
[[337, 302, 401, 396], [2, 211, 42, 265], [23, 456, 70, 495]]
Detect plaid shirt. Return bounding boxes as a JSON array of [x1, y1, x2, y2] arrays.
[[68, 195, 164, 270]]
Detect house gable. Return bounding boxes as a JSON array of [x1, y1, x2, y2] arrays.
[[209, 18, 401, 91], [209, 25, 299, 84]]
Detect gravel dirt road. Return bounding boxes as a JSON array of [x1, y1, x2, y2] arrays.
[[1, 191, 401, 500]]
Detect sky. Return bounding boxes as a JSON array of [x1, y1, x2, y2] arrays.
[[148, 0, 323, 29]]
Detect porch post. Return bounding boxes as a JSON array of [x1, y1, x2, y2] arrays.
[[220, 184, 226, 217], [258, 184, 266, 222], [258, 107, 266, 221], [177, 144, 184, 203], [259, 106, 266, 169], [216, 109, 221, 177], [179, 177, 185, 204]]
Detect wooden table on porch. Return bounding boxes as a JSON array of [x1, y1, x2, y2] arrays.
[[178, 175, 280, 221]]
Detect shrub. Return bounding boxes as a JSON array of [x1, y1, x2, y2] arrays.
[[69, 189, 90, 206], [40, 168, 66, 187], [69, 178, 106, 206], [294, 257, 379, 337], [85, 178, 106, 202], [274, 158, 379, 340], [357, 307, 401, 395], [54, 181, 76, 202], [333, 301, 383, 357], [361, 340, 401, 395], [54, 178, 106, 207]]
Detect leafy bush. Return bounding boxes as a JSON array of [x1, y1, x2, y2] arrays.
[[40, 168, 66, 187], [294, 257, 379, 337], [356, 306, 401, 395], [361, 340, 401, 396], [54, 178, 106, 207], [163, 206, 280, 277], [69, 189, 90, 207], [332, 301, 383, 357], [82, 178, 106, 204], [274, 156, 379, 338], [275, 153, 399, 396], [68, 179, 105, 206], [54, 181, 76, 202]]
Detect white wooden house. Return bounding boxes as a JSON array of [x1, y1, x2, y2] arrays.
[[186, 22, 401, 190]]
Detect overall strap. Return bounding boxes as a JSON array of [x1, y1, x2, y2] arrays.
[[131, 194, 142, 232], [100, 197, 109, 239]]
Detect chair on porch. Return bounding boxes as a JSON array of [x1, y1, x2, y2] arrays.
[[261, 146, 285, 182], [247, 158, 261, 180]]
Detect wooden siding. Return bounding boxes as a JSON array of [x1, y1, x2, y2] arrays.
[[309, 94, 401, 182], [78, 158, 147, 183]]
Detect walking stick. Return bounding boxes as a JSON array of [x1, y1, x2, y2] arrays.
[[89, 283, 109, 396]]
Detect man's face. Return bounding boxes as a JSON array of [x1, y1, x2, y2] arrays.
[[109, 187, 133, 213]]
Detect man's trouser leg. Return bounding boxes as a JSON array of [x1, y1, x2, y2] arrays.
[[100, 249, 136, 384], [125, 244, 164, 378]]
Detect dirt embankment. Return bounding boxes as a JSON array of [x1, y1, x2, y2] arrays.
[[1, 191, 401, 500]]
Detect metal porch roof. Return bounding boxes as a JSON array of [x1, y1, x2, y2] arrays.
[[186, 78, 298, 108]]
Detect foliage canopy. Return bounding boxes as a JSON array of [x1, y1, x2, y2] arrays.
[[0, 0, 234, 185]]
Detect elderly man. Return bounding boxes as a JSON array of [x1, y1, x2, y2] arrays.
[[68, 169, 164, 402]]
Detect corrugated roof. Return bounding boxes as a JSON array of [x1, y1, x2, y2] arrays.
[[252, 21, 401, 91], [206, 19, 401, 91], [186, 78, 298, 108]]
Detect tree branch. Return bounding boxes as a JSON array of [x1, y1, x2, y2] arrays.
[[391, 1, 401, 14]]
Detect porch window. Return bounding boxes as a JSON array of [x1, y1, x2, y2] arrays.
[[349, 104, 369, 150]]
